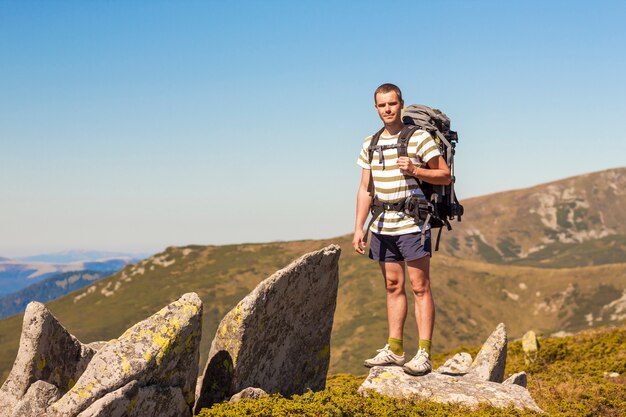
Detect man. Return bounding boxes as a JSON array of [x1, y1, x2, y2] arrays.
[[352, 83, 451, 376]]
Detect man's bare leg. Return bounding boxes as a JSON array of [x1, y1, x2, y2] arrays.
[[363, 261, 408, 367], [378, 261, 407, 341], [401, 255, 435, 375], [406, 256, 434, 342]]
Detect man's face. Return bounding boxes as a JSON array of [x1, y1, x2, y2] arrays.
[[375, 91, 403, 125]]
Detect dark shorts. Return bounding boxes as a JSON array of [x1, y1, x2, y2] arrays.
[[369, 230, 432, 262]]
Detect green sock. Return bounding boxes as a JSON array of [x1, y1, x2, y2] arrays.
[[388, 337, 404, 355], [419, 339, 432, 356]]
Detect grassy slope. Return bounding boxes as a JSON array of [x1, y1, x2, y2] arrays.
[[2, 235, 625, 383], [197, 326, 626, 417]]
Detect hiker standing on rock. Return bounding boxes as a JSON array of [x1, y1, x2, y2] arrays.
[[353, 83, 451, 376]]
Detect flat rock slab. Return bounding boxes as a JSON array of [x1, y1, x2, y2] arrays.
[[195, 245, 341, 412], [359, 366, 542, 413]]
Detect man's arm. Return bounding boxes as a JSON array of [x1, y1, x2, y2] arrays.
[[352, 168, 373, 254], [397, 155, 451, 185]]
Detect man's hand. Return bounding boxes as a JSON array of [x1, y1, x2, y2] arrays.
[[397, 156, 415, 175], [352, 229, 366, 254]]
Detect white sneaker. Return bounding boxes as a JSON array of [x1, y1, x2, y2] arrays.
[[402, 348, 432, 376], [363, 344, 406, 368]]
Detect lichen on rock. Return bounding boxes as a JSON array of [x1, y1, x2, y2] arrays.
[[0, 302, 96, 416], [195, 245, 341, 412], [49, 292, 202, 416]]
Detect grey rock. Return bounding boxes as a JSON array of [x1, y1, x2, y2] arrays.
[[10, 380, 61, 417], [503, 372, 528, 388], [76, 381, 190, 417], [522, 331, 539, 365], [76, 380, 139, 417], [0, 302, 96, 415], [229, 387, 267, 403], [49, 292, 202, 416], [359, 366, 542, 412], [86, 341, 108, 352], [195, 245, 341, 412], [436, 352, 472, 375], [467, 323, 507, 382]]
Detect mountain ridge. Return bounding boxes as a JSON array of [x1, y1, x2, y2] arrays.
[[0, 258, 138, 296], [16, 250, 148, 263], [0, 167, 624, 382], [0, 270, 111, 319], [439, 166, 626, 266]]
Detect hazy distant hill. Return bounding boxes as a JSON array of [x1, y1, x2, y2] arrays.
[[0, 168, 624, 383], [440, 167, 626, 267], [0, 258, 136, 296], [16, 250, 148, 264], [0, 270, 111, 319]]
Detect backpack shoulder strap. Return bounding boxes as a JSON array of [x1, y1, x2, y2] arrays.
[[366, 127, 385, 197], [367, 127, 385, 162], [396, 125, 419, 157]]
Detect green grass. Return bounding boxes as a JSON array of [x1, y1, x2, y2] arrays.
[[197, 326, 626, 417]]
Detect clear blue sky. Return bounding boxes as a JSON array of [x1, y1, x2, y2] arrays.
[[1, 1, 625, 257]]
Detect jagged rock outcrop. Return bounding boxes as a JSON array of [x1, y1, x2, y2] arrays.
[[194, 245, 341, 412], [49, 292, 202, 416], [0, 302, 96, 415], [466, 323, 507, 382], [359, 323, 542, 412], [1, 293, 202, 417]]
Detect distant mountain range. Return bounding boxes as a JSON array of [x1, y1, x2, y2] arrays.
[[0, 167, 624, 382], [14, 250, 149, 264], [0, 258, 139, 296], [0, 270, 111, 319]]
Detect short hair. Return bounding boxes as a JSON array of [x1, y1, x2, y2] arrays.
[[374, 83, 403, 104]]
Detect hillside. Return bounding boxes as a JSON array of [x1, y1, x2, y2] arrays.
[[1, 168, 625, 383], [440, 167, 626, 267], [1, 237, 625, 383]]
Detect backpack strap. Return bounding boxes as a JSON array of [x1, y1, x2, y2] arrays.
[[367, 128, 385, 197], [396, 125, 419, 158], [434, 227, 443, 252]]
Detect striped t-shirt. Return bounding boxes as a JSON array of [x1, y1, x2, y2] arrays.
[[357, 129, 441, 235]]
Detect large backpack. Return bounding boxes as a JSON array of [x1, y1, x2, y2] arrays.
[[365, 104, 464, 251]]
